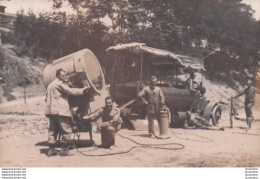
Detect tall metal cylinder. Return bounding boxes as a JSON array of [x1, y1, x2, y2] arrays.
[[158, 105, 170, 139], [43, 49, 105, 96]]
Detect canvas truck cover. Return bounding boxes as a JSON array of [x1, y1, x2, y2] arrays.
[[106, 42, 205, 71]]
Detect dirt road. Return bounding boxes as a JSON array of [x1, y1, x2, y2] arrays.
[[0, 112, 260, 167]]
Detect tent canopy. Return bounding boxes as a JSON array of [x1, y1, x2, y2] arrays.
[[106, 42, 205, 71]]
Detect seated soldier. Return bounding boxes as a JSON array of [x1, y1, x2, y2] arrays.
[[84, 96, 122, 149], [186, 71, 202, 112], [186, 71, 199, 91]]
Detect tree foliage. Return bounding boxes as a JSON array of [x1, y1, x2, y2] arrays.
[[11, 0, 260, 70]]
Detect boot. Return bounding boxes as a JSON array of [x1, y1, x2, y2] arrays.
[[60, 145, 70, 156], [183, 118, 188, 129], [248, 117, 252, 129], [149, 133, 156, 139], [47, 146, 57, 157]]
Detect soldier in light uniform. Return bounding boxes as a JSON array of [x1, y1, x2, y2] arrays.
[[138, 76, 165, 139], [45, 69, 90, 156]]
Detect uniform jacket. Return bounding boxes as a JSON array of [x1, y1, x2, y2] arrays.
[[45, 78, 85, 117], [90, 103, 121, 130], [138, 86, 165, 115], [91, 103, 120, 123], [186, 78, 199, 91]]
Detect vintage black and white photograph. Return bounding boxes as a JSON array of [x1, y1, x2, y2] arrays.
[[0, 0, 260, 168]]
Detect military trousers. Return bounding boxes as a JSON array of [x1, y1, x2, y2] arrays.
[[245, 102, 254, 118], [47, 115, 72, 146], [147, 113, 160, 135], [100, 124, 115, 148]]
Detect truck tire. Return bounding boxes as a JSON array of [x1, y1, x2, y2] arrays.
[[211, 105, 221, 126]]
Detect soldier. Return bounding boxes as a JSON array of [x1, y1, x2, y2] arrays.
[[84, 96, 122, 149], [234, 78, 255, 128], [184, 111, 224, 131], [45, 69, 90, 157], [187, 70, 202, 112], [138, 76, 165, 139], [186, 71, 199, 91]]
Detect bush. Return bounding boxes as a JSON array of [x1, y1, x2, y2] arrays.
[[1, 31, 16, 44]]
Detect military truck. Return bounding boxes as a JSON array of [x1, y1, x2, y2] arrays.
[[106, 43, 222, 128]]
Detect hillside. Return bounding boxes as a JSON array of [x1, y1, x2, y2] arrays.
[[0, 43, 45, 102]]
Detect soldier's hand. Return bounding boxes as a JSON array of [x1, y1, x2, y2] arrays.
[[83, 115, 91, 121], [83, 85, 91, 93], [96, 124, 101, 132]]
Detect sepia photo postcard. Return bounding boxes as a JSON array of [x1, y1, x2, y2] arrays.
[[0, 0, 259, 178]]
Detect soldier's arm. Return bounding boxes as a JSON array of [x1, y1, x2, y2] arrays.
[[84, 108, 103, 121], [188, 79, 193, 90], [235, 89, 246, 98], [109, 108, 121, 124], [59, 83, 90, 96], [159, 88, 165, 104], [137, 89, 148, 104]]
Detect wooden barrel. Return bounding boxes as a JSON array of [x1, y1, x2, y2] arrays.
[[43, 49, 105, 96]]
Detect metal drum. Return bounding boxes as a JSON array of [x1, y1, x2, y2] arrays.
[[158, 104, 170, 139], [43, 49, 105, 96]]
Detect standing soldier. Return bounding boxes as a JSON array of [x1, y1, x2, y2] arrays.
[[234, 78, 255, 128], [85, 96, 122, 149], [138, 76, 165, 139], [45, 69, 90, 157]]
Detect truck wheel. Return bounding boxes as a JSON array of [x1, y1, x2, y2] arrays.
[[211, 105, 221, 126]]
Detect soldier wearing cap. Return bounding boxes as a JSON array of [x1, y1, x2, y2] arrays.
[[234, 78, 255, 128], [45, 69, 90, 156], [138, 76, 165, 139], [84, 96, 122, 149]]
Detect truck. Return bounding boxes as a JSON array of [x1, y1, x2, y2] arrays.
[[106, 43, 222, 129]]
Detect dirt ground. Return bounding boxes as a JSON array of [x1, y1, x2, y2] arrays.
[[0, 97, 260, 167]]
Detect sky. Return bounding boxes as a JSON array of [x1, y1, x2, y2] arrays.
[[0, 0, 260, 20], [243, 0, 260, 20], [0, 0, 73, 14]]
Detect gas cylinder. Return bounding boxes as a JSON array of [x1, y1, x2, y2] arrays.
[[158, 104, 170, 139], [43, 49, 105, 96]]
